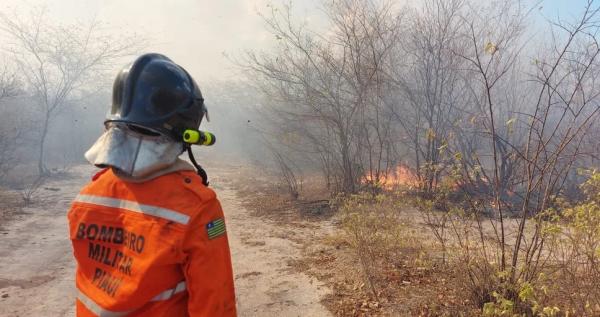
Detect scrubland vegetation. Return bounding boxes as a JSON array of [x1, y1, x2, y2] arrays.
[[1, 0, 600, 315], [241, 0, 600, 315]]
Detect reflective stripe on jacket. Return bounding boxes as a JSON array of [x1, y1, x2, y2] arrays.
[[68, 168, 236, 316]]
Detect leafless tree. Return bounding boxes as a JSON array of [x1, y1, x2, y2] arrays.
[[271, 149, 302, 200], [0, 65, 21, 181], [387, 0, 469, 194], [243, 0, 402, 193], [0, 7, 142, 175]]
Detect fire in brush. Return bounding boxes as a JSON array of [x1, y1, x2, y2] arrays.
[[363, 164, 417, 190]]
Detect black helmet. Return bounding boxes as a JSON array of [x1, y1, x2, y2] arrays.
[[107, 53, 206, 139]]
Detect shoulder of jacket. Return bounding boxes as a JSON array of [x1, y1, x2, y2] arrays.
[[83, 168, 217, 206], [79, 168, 113, 194], [174, 170, 217, 204], [91, 168, 110, 181], [172, 171, 221, 223]]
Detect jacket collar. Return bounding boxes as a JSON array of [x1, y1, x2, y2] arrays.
[[113, 158, 196, 183]]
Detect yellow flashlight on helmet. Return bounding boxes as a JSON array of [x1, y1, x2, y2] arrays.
[[183, 129, 216, 146]]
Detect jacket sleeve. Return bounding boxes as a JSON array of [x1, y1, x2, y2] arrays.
[[182, 195, 237, 316]]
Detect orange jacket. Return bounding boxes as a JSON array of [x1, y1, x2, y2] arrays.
[[67, 168, 236, 316]]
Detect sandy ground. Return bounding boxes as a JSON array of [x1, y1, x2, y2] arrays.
[[0, 165, 331, 317]]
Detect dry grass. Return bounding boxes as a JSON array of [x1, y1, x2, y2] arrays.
[[296, 232, 481, 316], [318, 192, 482, 316], [0, 186, 23, 229], [223, 164, 600, 316], [227, 169, 479, 316], [223, 166, 333, 223]]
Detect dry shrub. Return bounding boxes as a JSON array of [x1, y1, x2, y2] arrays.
[[334, 182, 600, 315], [475, 173, 600, 316], [415, 172, 600, 316], [536, 172, 600, 315], [416, 197, 507, 310], [20, 175, 46, 205], [338, 193, 431, 301]]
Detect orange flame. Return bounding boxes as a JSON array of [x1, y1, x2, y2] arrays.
[[364, 165, 418, 190]]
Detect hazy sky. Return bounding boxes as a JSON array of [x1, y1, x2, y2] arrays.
[[542, 0, 590, 18], [0, 0, 593, 83], [1, 0, 327, 83]]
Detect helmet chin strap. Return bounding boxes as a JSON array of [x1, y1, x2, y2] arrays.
[[186, 146, 209, 186]]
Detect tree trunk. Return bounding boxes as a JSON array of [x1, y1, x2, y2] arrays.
[[341, 141, 354, 193], [37, 114, 50, 176]]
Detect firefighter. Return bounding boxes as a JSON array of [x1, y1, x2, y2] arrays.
[[67, 53, 236, 316]]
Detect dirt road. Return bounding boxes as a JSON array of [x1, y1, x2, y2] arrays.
[[0, 165, 330, 317]]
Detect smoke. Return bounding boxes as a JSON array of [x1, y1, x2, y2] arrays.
[[0, 0, 589, 184]]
